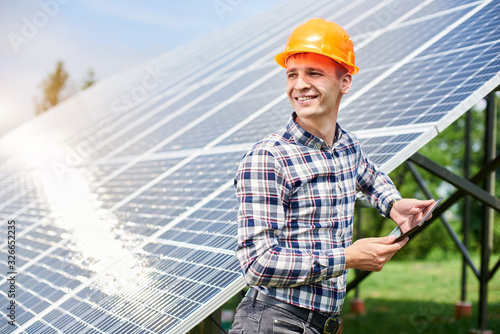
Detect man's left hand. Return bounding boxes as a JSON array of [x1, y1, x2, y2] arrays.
[[390, 198, 435, 233]]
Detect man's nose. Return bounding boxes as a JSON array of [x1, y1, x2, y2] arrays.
[[295, 75, 310, 90]]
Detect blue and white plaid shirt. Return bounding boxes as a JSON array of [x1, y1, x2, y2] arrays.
[[234, 113, 401, 315]]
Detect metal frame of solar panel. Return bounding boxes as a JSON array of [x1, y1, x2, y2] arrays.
[[0, 0, 499, 333]]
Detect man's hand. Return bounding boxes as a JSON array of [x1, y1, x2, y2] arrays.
[[390, 198, 435, 233], [345, 235, 407, 271]]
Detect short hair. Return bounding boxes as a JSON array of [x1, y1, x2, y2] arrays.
[[333, 62, 349, 79]]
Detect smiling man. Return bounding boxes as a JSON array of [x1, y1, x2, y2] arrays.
[[231, 18, 434, 334], [285, 52, 351, 148]]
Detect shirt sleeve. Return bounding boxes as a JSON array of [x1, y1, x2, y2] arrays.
[[234, 148, 346, 288], [355, 148, 402, 217]]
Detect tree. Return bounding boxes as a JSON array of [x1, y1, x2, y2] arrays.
[[357, 95, 500, 260], [35, 60, 69, 115], [81, 67, 96, 90]]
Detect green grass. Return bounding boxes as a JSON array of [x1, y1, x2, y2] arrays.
[[343, 255, 500, 333], [222, 255, 500, 333]]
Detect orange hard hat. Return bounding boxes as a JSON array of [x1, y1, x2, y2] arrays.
[[275, 18, 359, 74]]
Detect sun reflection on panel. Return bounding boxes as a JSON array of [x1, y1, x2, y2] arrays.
[[32, 149, 149, 296]]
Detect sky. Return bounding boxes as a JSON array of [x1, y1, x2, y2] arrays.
[[0, 0, 285, 137]]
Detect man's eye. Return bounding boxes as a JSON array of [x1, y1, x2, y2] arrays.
[[287, 73, 296, 79], [310, 72, 322, 76]]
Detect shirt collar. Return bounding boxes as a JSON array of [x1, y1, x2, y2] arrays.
[[286, 112, 343, 150]]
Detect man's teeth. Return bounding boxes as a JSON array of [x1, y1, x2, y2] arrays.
[[297, 96, 314, 101]]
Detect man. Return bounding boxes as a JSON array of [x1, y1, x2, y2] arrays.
[[231, 18, 434, 334]]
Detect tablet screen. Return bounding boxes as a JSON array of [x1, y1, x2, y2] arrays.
[[388, 197, 443, 242]]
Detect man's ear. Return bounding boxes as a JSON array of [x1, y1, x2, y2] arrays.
[[340, 73, 352, 94]]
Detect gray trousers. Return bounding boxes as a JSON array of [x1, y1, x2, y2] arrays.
[[229, 297, 322, 334]]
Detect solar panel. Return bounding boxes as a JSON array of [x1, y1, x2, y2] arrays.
[[1, 0, 499, 333]]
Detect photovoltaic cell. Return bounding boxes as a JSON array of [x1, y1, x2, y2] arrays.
[[0, 0, 499, 333]]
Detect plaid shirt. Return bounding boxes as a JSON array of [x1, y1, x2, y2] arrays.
[[234, 113, 401, 315]]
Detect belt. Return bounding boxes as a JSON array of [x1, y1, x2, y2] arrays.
[[245, 288, 340, 334]]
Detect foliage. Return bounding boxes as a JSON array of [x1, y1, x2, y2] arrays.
[[359, 94, 500, 260], [82, 67, 96, 90], [35, 60, 69, 115], [35, 62, 98, 115]]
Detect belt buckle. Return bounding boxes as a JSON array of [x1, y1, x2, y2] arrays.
[[323, 316, 340, 334]]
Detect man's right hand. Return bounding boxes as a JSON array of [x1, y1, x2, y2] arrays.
[[345, 235, 407, 271]]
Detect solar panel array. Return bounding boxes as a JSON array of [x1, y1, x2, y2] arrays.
[[1, 0, 499, 333]]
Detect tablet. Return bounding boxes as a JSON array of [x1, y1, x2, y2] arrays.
[[388, 197, 443, 242]]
